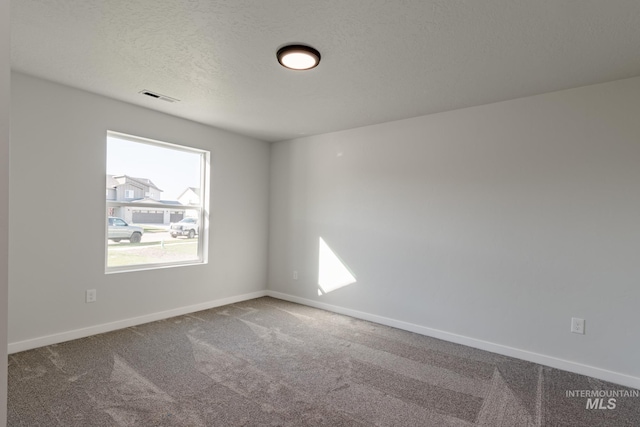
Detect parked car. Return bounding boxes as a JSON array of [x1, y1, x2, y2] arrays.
[[108, 217, 144, 243], [170, 217, 198, 238]]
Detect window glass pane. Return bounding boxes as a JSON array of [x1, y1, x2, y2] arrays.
[[106, 132, 208, 271]]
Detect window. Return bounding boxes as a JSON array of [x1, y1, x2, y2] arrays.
[[106, 131, 209, 273]]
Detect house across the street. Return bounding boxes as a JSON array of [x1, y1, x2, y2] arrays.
[[106, 175, 196, 225]]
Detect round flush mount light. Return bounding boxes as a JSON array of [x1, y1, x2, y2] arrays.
[[277, 45, 321, 70]]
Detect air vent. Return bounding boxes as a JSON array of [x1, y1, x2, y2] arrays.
[[139, 90, 180, 103]]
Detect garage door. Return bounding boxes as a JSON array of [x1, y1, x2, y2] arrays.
[[132, 211, 163, 224], [170, 212, 184, 223]]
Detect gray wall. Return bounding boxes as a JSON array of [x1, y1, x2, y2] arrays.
[[9, 73, 270, 346], [268, 76, 640, 385], [1, 0, 10, 422]]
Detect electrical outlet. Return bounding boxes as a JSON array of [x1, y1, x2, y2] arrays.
[[571, 317, 585, 334], [292, 270, 298, 280], [86, 289, 97, 303]]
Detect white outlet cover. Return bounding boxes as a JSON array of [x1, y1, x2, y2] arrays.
[[86, 289, 97, 303], [571, 317, 585, 334]]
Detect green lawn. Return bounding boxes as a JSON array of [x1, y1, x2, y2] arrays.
[[142, 226, 169, 233], [107, 240, 199, 267]]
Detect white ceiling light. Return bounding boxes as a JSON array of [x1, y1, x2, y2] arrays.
[[277, 45, 321, 70]]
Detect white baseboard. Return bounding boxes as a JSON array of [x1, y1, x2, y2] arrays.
[[8, 290, 268, 354], [266, 290, 640, 390]]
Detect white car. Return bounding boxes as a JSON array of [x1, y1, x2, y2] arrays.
[[108, 217, 144, 243], [170, 217, 198, 238]]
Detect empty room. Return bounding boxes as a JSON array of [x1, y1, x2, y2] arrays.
[[2, 1, 640, 426]]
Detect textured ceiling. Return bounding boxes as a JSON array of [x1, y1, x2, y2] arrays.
[[11, 0, 640, 142]]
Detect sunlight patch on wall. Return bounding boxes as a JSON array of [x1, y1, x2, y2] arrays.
[[318, 237, 357, 295]]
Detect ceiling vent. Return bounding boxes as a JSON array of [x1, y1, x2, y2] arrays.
[[139, 90, 179, 103]]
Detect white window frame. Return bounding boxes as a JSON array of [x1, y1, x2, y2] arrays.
[[105, 131, 210, 274], [125, 189, 134, 199]]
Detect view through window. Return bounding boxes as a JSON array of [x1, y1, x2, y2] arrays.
[[106, 131, 209, 272]]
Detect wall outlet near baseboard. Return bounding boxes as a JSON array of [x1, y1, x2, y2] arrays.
[[571, 317, 585, 334], [292, 270, 298, 280], [86, 289, 97, 303]]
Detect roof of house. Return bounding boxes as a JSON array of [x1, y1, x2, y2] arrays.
[[130, 177, 163, 191], [177, 187, 201, 199], [108, 175, 163, 192], [129, 198, 182, 206]]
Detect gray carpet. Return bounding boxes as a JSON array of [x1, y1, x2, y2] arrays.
[[8, 297, 640, 426]]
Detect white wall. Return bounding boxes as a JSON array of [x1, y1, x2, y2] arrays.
[[0, 0, 10, 423], [9, 73, 270, 347], [268, 76, 640, 387]]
